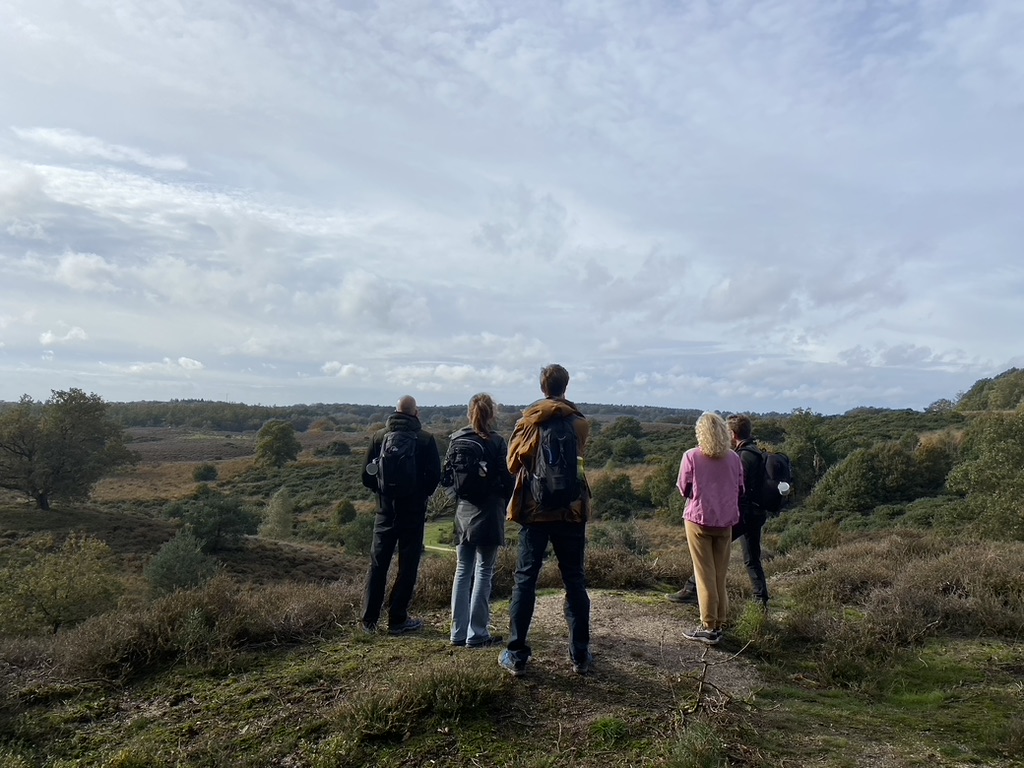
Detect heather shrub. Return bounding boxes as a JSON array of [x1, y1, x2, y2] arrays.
[[49, 576, 357, 681], [589, 520, 650, 556]]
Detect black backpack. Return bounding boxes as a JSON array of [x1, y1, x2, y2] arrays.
[[377, 430, 419, 498], [447, 432, 497, 505], [530, 417, 580, 510], [741, 445, 793, 516]]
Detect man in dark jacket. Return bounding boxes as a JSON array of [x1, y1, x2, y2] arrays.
[[360, 395, 441, 635], [499, 364, 593, 676], [666, 413, 770, 608]]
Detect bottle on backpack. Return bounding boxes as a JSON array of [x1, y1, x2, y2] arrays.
[[445, 431, 498, 505], [740, 445, 793, 516], [376, 430, 419, 498]]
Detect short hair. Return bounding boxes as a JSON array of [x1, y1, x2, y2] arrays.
[[695, 412, 731, 459], [397, 395, 418, 415], [468, 393, 497, 437], [540, 364, 570, 398], [726, 414, 752, 441]]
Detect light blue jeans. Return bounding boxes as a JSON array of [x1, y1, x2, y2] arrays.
[[450, 542, 500, 646]]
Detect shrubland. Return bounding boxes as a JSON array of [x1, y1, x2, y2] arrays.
[[1, 371, 1023, 766]]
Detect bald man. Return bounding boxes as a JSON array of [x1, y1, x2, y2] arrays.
[[360, 395, 441, 635]]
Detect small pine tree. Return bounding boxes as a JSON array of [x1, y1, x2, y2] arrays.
[[144, 530, 218, 596], [260, 487, 295, 540]]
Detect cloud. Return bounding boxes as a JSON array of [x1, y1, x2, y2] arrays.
[[13, 127, 188, 171], [0, 1, 1021, 413], [321, 361, 369, 378], [102, 357, 205, 376], [54, 251, 119, 292], [39, 326, 87, 345]]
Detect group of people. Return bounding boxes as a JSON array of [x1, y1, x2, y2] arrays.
[[358, 363, 771, 676]]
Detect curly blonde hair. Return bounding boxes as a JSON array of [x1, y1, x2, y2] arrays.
[[695, 411, 731, 459]]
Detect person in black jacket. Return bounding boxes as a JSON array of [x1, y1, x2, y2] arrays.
[[440, 393, 514, 648], [360, 395, 441, 635], [666, 413, 770, 609]]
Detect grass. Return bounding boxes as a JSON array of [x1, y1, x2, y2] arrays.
[[3, 424, 1024, 767]]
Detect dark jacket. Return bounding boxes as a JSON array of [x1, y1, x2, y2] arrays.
[[506, 397, 591, 524], [440, 427, 513, 547], [735, 438, 764, 518], [362, 411, 441, 506]]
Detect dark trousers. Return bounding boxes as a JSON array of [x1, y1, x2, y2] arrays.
[[361, 497, 426, 628], [684, 510, 769, 603], [507, 520, 590, 665]]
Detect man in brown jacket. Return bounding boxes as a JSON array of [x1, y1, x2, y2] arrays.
[[499, 364, 593, 676]]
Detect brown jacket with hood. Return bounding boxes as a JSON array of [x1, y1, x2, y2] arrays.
[[506, 397, 591, 524]]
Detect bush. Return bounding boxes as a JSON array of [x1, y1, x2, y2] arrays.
[[335, 499, 357, 525], [192, 463, 218, 482], [144, 530, 219, 596], [591, 473, 644, 520], [0, 533, 124, 635], [589, 520, 650, 556], [315, 440, 351, 457]]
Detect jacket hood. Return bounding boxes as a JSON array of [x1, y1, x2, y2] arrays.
[[386, 411, 421, 432]]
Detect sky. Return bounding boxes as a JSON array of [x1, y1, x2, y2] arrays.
[[1, 0, 1022, 415]]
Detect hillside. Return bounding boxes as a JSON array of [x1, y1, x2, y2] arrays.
[[2, 381, 1024, 766]]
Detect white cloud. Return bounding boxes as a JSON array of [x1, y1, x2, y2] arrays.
[[1, 0, 1021, 412], [13, 127, 188, 171], [39, 326, 87, 345], [321, 361, 369, 378]]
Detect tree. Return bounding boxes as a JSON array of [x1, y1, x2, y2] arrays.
[[603, 416, 645, 440], [166, 486, 259, 552], [144, 530, 219, 596], [946, 410, 1024, 540], [0, 534, 124, 635], [254, 419, 301, 468], [591, 473, 644, 520], [0, 389, 135, 510], [259, 487, 295, 539]]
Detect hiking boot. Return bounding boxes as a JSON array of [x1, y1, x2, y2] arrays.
[[666, 588, 699, 605], [466, 635, 503, 649], [570, 651, 595, 675], [498, 649, 527, 677], [388, 617, 423, 636], [682, 626, 721, 645], [361, 622, 377, 635]]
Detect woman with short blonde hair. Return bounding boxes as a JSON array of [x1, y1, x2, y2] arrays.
[[676, 411, 743, 645]]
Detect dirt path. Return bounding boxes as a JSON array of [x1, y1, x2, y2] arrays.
[[489, 589, 761, 708]]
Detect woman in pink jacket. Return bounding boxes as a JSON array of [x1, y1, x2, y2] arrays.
[[677, 411, 743, 645]]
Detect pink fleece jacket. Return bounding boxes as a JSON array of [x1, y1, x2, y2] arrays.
[[677, 446, 743, 528]]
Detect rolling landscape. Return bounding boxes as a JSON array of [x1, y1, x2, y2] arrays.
[[1, 369, 1023, 767]]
